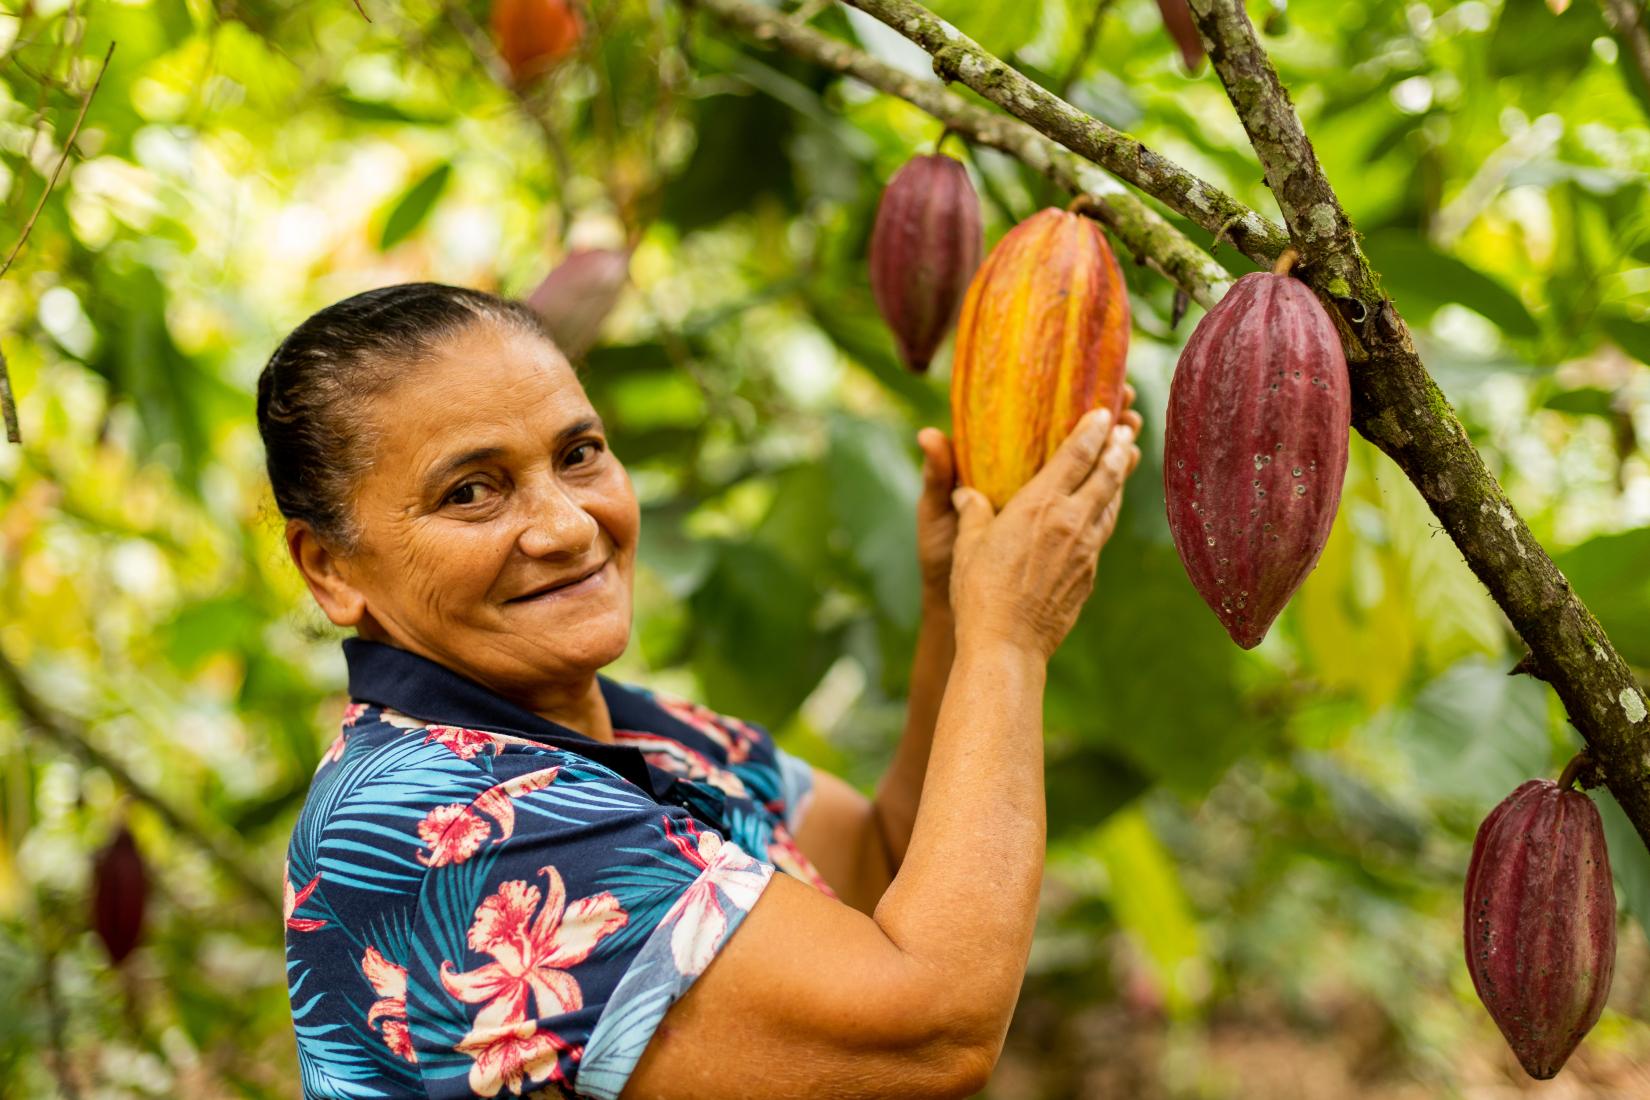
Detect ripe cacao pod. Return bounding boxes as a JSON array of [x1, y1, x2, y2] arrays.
[[1155, 0, 1206, 73], [526, 247, 630, 359], [951, 207, 1130, 510], [1162, 266, 1349, 648], [1465, 778, 1616, 1080], [91, 824, 148, 965], [868, 153, 983, 373], [490, 0, 583, 86]]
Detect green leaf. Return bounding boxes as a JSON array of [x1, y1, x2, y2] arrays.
[[1488, 0, 1606, 84], [1542, 385, 1618, 417], [1361, 230, 1539, 340], [1086, 805, 1207, 1016], [825, 415, 923, 633], [1555, 528, 1650, 668], [929, 0, 1042, 56], [378, 162, 452, 250], [1594, 787, 1650, 944], [1388, 657, 1553, 811], [689, 540, 837, 726], [1601, 312, 1650, 367]]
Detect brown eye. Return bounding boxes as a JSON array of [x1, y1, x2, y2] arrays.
[[567, 441, 604, 467], [445, 481, 493, 507]]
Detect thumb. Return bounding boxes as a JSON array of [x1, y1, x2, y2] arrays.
[[951, 486, 994, 547]]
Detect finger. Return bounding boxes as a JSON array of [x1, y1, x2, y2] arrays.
[[1121, 383, 1136, 413], [917, 428, 957, 502], [1073, 421, 1136, 520], [1029, 407, 1113, 497], [951, 486, 995, 551], [1093, 485, 1125, 544], [1120, 407, 1144, 439]]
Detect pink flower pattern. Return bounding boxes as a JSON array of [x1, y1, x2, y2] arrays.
[[283, 859, 327, 933], [362, 946, 418, 1063], [440, 866, 627, 1093]]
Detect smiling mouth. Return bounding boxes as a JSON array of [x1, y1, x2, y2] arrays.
[[506, 559, 610, 603]]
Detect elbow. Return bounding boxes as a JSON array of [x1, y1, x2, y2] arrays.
[[925, 1005, 1004, 1098]]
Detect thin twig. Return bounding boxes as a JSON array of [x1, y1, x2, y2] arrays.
[[682, 0, 1233, 304], [0, 347, 17, 445], [0, 648, 284, 917], [1057, 0, 1119, 98], [836, 0, 1290, 266], [1601, 0, 1650, 119], [444, 0, 576, 235], [0, 40, 112, 282]]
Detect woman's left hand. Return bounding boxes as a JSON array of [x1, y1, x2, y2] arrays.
[[916, 383, 1144, 610]]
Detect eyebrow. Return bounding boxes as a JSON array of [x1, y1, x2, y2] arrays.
[[419, 417, 606, 497]]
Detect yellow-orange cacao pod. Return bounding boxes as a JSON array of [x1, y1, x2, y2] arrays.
[[951, 207, 1130, 510]]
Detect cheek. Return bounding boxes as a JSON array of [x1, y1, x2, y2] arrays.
[[397, 521, 511, 603], [587, 463, 640, 552]]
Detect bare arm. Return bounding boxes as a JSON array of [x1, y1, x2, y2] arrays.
[[622, 409, 1141, 1097]]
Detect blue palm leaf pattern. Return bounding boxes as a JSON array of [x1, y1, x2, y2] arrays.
[[285, 643, 832, 1098]]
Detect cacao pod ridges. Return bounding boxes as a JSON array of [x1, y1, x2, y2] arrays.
[[1162, 268, 1351, 648], [951, 207, 1131, 510], [868, 153, 983, 373], [1465, 778, 1616, 1080]]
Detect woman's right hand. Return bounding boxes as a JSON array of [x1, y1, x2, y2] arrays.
[[948, 406, 1142, 661]]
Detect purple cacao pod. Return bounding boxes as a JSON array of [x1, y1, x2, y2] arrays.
[[1163, 269, 1350, 647], [1465, 779, 1616, 1080], [526, 247, 630, 359], [868, 153, 983, 373], [91, 824, 148, 965], [1155, 0, 1206, 73]]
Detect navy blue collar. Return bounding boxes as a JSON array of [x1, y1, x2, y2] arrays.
[[341, 637, 680, 800]]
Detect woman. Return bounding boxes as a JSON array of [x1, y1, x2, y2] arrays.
[[260, 282, 1142, 1100]]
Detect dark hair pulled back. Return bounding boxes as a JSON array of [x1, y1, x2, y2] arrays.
[[256, 282, 555, 550]]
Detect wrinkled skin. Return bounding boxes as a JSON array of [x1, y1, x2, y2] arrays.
[[287, 321, 638, 740]]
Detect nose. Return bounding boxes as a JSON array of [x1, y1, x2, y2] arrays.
[[516, 476, 600, 560]]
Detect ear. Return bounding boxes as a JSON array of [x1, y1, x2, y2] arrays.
[[287, 519, 368, 628]]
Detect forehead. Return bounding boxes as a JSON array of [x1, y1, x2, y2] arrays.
[[375, 320, 591, 432], [360, 321, 598, 480]]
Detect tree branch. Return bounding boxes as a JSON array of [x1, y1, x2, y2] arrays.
[[683, 0, 1233, 305], [1187, 0, 1650, 846], [837, 0, 1291, 266], [0, 648, 284, 917], [1601, 0, 1650, 117]]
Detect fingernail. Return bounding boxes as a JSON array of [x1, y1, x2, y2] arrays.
[[951, 488, 967, 511], [1115, 424, 1135, 445], [1088, 409, 1112, 438]]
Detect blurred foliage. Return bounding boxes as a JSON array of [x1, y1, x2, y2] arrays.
[[1, 0, 1648, 1094]]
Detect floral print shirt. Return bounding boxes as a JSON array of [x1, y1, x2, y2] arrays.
[[285, 639, 835, 1099]]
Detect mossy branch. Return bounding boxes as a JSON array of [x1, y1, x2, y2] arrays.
[[1187, 0, 1650, 851], [686, 0, 1650, 851], [838, 0, 1291, 266], [683, 0, 1232, 306]]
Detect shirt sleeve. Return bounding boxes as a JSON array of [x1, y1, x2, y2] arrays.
[[402, 752, 777, 1100], [772, 743, 816, 833]]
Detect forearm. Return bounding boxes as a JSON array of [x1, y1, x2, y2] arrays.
[[870, 592, 955, 872], [871, 636, 1047, 1054]]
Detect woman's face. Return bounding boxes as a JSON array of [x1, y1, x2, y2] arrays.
[[321, 320, 638, 698]]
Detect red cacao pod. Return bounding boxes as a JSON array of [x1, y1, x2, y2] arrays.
[[91, 824, 148, 965], [868, 153, 983, 373], [1465, 778, 1616, 1079], [490, 0, 583, 86], [1155, 0, 1206, 73], [951, 207, 1130, 510], [1162, 267, 1349, 648], [526, 247, 630, 359]]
